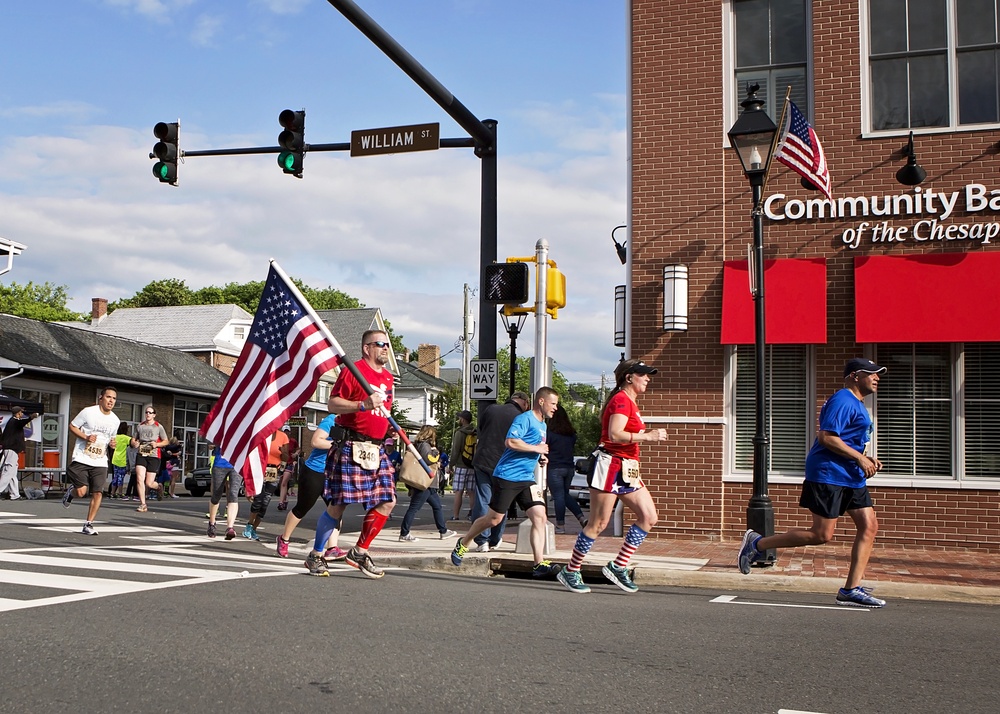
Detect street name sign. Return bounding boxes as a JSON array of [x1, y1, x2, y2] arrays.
[[470, 359, 499, 401], [350, 122, 440, 157]]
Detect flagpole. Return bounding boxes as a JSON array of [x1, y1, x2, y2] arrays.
[[268, 260, 434, 476], [760, 86, 792, 201]]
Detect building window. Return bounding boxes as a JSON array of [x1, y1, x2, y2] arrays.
[[172, 398, 212, 473], [866, 0, 1000, 131], [732, 0, 810, 120], [234, 326, 245, 340], [732, 344, 811, 473]]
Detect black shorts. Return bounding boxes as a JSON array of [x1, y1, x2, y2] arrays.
[[67, 462, 108, 493], [135, 455, 161, 473], [488, 476, 545, 516], [799, 481, 873, 519]]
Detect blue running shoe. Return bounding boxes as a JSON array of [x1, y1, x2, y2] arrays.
[[242, 523, 259, 541], [450, 540, 468, 566], [737, 529, 762, 575], [557, 568, 591, 594], [836, 586, 886, 608], [532, 560, 557, 579], [602, 562, 639, 593]]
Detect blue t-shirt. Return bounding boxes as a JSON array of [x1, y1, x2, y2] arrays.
[[304, 414, 338, 472], [493, 410, 546, 483], [212, 447, 234, 470], [805, 388, 873, 488]]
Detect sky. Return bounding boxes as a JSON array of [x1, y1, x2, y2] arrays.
[[0, 0, 629, 388]]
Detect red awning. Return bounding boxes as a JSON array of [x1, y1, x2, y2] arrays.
[[721, 258, 827, 344], [855, 252, 1000, 342]]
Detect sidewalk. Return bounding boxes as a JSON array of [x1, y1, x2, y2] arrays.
[[351, 519, 1000, 605]]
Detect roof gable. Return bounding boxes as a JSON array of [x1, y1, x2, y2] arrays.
[[90, 304, 252, 351]]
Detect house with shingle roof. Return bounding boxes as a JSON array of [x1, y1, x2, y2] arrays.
[[0, 312, 229, 486]]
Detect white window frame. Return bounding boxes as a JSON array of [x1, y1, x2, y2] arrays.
[[860, 0, 1000, 136]]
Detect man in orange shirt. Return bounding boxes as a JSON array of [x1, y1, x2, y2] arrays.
[[243, 428, 290, 540]]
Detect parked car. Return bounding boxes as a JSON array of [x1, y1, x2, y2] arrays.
[[568, 455, 591, 508], [184, 467, 211, 498]]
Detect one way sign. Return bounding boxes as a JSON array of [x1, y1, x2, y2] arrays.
[[469, 359, 499, 401]]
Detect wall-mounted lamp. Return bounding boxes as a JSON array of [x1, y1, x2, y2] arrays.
[[611, 224, 627, 265], [895, 131, 927, 186], [662, 265, 689, 331], [614, 285, 626, 347]]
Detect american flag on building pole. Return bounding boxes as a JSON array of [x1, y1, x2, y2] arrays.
[[200, 261, 343, 497], [773, 99, 832, 201]]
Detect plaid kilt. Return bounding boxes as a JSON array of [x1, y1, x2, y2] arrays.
[[323, 441, 395, 510]]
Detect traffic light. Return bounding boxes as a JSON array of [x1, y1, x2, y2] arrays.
[[484, 262, 529, 304], [546, 267, 566, 316], [277, 109, 305, 178], [151, 122, 179, 185]]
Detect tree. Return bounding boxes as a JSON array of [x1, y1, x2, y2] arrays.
[[0, 281, 87, 322], [109, 278, 194, 310]]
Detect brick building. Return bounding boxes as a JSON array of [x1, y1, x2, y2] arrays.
[[628, 1, 1000, 550]]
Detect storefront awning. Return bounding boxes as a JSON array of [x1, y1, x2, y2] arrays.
[[855, 252, 1000, 343], [721, 258, 827, 344]]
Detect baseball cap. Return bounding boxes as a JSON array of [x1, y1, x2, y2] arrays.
[[843, 358, 886, 377], [614, 358, 658, 383]]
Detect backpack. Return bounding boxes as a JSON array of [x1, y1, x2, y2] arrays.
[[460, 430, 477, 467]]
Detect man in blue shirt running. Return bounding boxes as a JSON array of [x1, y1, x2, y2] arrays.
[[451, 387, 560, 578], [738, 358, 888, 608]]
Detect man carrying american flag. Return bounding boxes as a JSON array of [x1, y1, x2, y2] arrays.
[[303, 329, 396, 578]]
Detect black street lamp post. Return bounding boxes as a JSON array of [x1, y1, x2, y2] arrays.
[[727, 84, 778, 564]]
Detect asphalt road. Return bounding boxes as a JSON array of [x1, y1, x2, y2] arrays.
[[1, 495, 997, 713]]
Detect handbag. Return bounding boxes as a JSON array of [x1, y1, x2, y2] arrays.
[[398, 451, 433, 491]]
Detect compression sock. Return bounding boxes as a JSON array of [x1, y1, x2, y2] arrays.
[[313, 511, 340, 553], [566, 532, 596, 573], [614, 524, 649, 569], [356, 510, 389, 550]]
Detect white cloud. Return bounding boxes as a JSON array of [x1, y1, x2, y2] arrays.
[[190, 13, 224, 46]]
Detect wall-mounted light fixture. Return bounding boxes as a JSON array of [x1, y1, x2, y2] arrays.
[[895, 131, 927, 186], [662, 265, 689, 331], [614, 285, 626, 347], [611, 224, 627, 265]]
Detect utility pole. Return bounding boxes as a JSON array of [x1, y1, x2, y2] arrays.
[[462, 283, 472, 412]]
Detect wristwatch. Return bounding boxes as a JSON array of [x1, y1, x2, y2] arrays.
[[358, 401, 367, 413]]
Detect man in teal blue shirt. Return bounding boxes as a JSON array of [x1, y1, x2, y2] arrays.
[[451, 386, 560, 578]]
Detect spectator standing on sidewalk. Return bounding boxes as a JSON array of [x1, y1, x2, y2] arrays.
[[0, 406, 38, 500], [62, 387, 121, 535], [398, 425, 458, 542], [451, 387, 560, 579], [448, 410, 477, 521], [547, 404, 588, 534], [557, 359, 665, 595], [108, 422, 131, 500], [738, 358, 888, 608], [469, 391, 530, 552]]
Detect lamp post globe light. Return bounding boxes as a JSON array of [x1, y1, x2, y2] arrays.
[[727, 84, 778, 564]]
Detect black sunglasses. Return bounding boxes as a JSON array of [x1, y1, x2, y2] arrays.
[[366, 341, 390, 348]]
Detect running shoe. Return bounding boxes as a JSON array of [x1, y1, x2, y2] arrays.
[[474, 542, 490, 553], [602, 562, 639, 593], [398, 533, 419, 542], [275, 535, 289, 558], [242, 523, 259, 541], [225, 527, 236, 541], [62, 489, 73, 508], [451, 540, 469, 566], [737, 529, 762, 575], [557, 568, 591, 594], [836, 586, 886, 608], [532, 560, 557, 579], [207, 522, 217, 538], [81, 522, 98, 536], [276, 501, 287, 511], [439, 529, 458, 539], [345, 548, 384, 579], [304, 551, 329, 577], [323, 546, 348, 561]]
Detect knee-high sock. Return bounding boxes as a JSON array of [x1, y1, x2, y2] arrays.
[[614, 524, 648, 568], [313, 511, 340, 553], [566, 532, 596, 573], [357, 510, 389, 550]]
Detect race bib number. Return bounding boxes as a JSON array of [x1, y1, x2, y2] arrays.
[[85, 439, 107, 460], [529, 484, 544, 503], [138, 443, 155, 457], [351, 442, 380, 471], [621, 457, 641, 485], [264, 466, 279, 482]]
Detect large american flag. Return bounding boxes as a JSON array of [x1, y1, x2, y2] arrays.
[[773, 100, 832, 201], [201, 264, 342, 496]]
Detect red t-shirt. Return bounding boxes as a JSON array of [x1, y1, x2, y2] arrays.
[[333, 360, 394, 440], [600, 390, 643, 460]]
